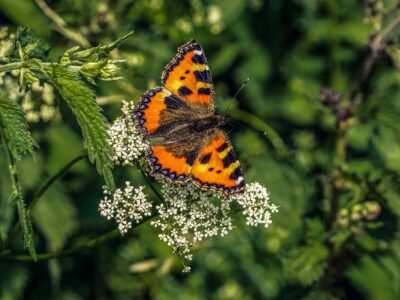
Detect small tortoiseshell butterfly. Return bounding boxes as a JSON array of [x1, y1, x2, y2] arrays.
[[134, 39, 245, 195]]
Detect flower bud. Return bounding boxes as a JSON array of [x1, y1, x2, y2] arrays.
[[337, 217, 350, 228], [351, 204, 363, 221], [363, 201, 381, 221]]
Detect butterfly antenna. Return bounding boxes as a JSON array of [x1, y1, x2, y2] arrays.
[[225, 78, 250, 114]]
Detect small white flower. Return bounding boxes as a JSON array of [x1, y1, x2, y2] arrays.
[[107, 101, 149, 166], [230, 182, 278, 227], [99, 182, 152, 235], [151, 180, 234, 265]]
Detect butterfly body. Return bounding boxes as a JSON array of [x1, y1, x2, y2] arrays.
[[135, 40, 245, 195]]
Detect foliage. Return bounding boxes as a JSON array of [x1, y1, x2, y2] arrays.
[[1, 0, 400, 299], [0, 98, 37, 259]]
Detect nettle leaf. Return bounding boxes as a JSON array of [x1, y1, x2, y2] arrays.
[[282, 241, 329, 285], [12, 27, 49, 60], [50, 65, 114, 188], [281, 220, 328, 285], [0, 98, 37, 259], [0, 98, 37, 160]]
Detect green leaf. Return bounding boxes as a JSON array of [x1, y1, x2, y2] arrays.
[[370, 125, 400, 173], [32, 186, 78, 251], [346, 256, 398, 300], [0, 1, 51, 37], [13, 27, 49, 60], [282, 241, 329, 285], [0, 98, 37, 259], [66, 31, 134, 62], [0, 264, 29, 300], [381, 176, 400, 217], [0, 98, 37, 160], [50, 65, 114, 188]]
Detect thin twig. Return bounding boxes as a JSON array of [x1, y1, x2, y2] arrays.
[[135, 161, 164, 203], [0, 129, 36, 257], [0, 214, 156, 262], [0, 62, 24, 73], [349, 13, 400, 107], [34, 0, 91, 48]]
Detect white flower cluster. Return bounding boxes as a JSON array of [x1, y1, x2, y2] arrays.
[[99, 182, 152, 235], [231, 182, 278, 227], [151, 181, 234, 266], [107, 100, 149, 165]]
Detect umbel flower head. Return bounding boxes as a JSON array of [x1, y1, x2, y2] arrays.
[[99, 182, 152, 235], [107, 100, 149, 166], [101, 101, 278, 271]]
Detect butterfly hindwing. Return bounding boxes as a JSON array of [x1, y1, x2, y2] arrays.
[[147, 136, 205, 182], [191, 129, 245, 195], [162, 39, 215, 113]]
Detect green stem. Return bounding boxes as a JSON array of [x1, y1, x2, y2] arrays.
[[2, 153, 88, 250], [376, 13, 400, 46], [229, 108, 288, 157], [350, 13, 400, 104], [29, 153, 88, 211], [135, 161, 163, 203], [35, 0, 91, 48], [0, 62, 24, 73], [0, 130, 36, 258], [0, 214, 156, 262]]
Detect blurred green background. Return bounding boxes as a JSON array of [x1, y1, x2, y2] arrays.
[[1, 0, 400, 299]]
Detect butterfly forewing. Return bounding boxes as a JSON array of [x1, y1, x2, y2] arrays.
[[162, 39, 216, 113]]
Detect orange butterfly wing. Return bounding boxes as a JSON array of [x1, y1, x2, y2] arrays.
[[162, 39, 215, 112], [147, 144, 194, 181], [191, 130, 245, 195], [135, 87, 171, 137]]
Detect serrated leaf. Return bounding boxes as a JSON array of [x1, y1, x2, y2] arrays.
[[0, 98, 37, 259], [282, 241, 329, 285], [50, 65, 114, 189], [0, 98, 37, 160], [13, 27, 49, 60]]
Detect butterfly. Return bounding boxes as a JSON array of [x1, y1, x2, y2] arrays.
[[134, 39, 245, 195]]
